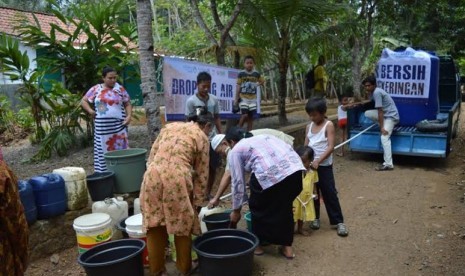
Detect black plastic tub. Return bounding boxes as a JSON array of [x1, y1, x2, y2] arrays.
[[117, 218, 129, 238], [202, 212, 231, 231], [86, 172, 115, 201], [193, 229, 259, 276], [78, 239, 145, 276]]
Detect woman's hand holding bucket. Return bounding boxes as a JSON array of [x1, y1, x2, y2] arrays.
[[229, 209, 241, 229]]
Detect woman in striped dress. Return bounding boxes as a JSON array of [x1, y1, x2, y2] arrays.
[[81, 66, 132, 172]]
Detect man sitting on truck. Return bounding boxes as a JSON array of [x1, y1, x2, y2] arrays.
[[362, 76, 400, 171]]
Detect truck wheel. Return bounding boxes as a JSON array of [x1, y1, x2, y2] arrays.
[[415, 119, 448, 132], [452, 121, 458, 138]]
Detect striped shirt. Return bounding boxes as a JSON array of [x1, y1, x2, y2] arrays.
[[228, 135, 305, 209]]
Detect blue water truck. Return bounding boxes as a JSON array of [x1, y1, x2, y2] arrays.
[[347, 49, 461, 158]]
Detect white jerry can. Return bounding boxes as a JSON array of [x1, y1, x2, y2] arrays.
[[52, 167, 88, 210], [92, 197, 129, 227], [134, 198, 141, 215]]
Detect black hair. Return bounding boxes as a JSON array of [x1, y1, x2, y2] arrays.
[[362, 75, 377, 86], [102, 66, 117, 78], [243, 55, 255, 63], [295, 145, 315, 161], [197, 72, 212, 84], [225, 126, 253, 143], [187, 111, 213, 127], [305, 97, 327, 114]]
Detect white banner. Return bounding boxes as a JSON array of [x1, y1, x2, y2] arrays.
[[163, 57, 260, 121], [376, 47, 432, 100]]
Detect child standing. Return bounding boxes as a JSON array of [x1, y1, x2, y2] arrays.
[[304, 97, 348, 237], [336, 96, 349, 156], [234, 56, 265, 131], [185, 72, 222, 199], [293, 146, 318, 236]]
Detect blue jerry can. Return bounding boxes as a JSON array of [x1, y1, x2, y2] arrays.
[[29, 173, 67, 219], [18, 179, 38, 225]]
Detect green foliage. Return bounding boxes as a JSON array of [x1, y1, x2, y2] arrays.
[[0, 34, 46, 140], [16, 0, 137, 95], [153, 0, 209, 56], [0, 94, 15, 135], [0, 95, 35, 143], [32, 81, 86, 160], [16, 107, 35, 131], [0, 0, 139, 160]]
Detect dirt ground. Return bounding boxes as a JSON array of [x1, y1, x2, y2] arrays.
[[4, 104, 465, 275]]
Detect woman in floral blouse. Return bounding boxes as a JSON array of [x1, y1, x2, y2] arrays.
[[140, 112, 212, 276], [0, 160, 29, 276], [81, 66, 132, 172]]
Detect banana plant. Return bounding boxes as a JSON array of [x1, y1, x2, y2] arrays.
[[0, 34, 46, 140]]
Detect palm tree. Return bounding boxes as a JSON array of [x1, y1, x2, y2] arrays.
[[242, 0, 339, 124], [136, 0, 161, 142]]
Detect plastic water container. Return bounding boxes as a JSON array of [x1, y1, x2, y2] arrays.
[[78, 239, 145, 276], [29, 173, 67, 219], [18, 179, 38, 225], [73, 213, 113, 254], [244, 211, 252, 232], [198, 206, 228, 233], [134, 198, 141, 215], [125, 214, 149, 266], [92, 197, 128, 227], [104, 148, 147, 193], [86, 171, 115, 202], [377, 48, 439, 126], [53, 167, 88, 210]]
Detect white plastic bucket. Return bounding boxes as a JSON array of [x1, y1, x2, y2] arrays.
[[73, 213, 112, 254], [125, 214, 148, 266]]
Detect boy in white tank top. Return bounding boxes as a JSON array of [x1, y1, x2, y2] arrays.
[[304, 97, 348, 237]]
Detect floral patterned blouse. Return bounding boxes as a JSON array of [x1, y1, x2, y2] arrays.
[[140, 122, 210, 236], [85, 82, 130, 119]]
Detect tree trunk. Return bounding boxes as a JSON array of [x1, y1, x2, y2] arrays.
[[278, 64, 288, 125], [136, 0, 161, 142], [215, 46, 226, 66], [277, 31, 289, 125]]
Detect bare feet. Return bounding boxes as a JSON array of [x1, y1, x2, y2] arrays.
[[254, 245, 265, 256], [296, 228, 310, 236], [278, 246, 295, 259]]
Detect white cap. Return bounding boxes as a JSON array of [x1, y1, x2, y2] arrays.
[[211, 134, 226, 151]]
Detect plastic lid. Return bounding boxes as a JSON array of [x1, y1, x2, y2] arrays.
[[125, 213, 143, 232], [73, 213, 111, 229]]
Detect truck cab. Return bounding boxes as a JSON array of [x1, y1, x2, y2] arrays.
[[347, 55, 461, 158]]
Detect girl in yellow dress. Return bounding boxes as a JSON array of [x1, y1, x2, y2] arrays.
[[293, 146, 318, 236]]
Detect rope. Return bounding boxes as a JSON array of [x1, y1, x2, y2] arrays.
[[219, 123, 377, 201]]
